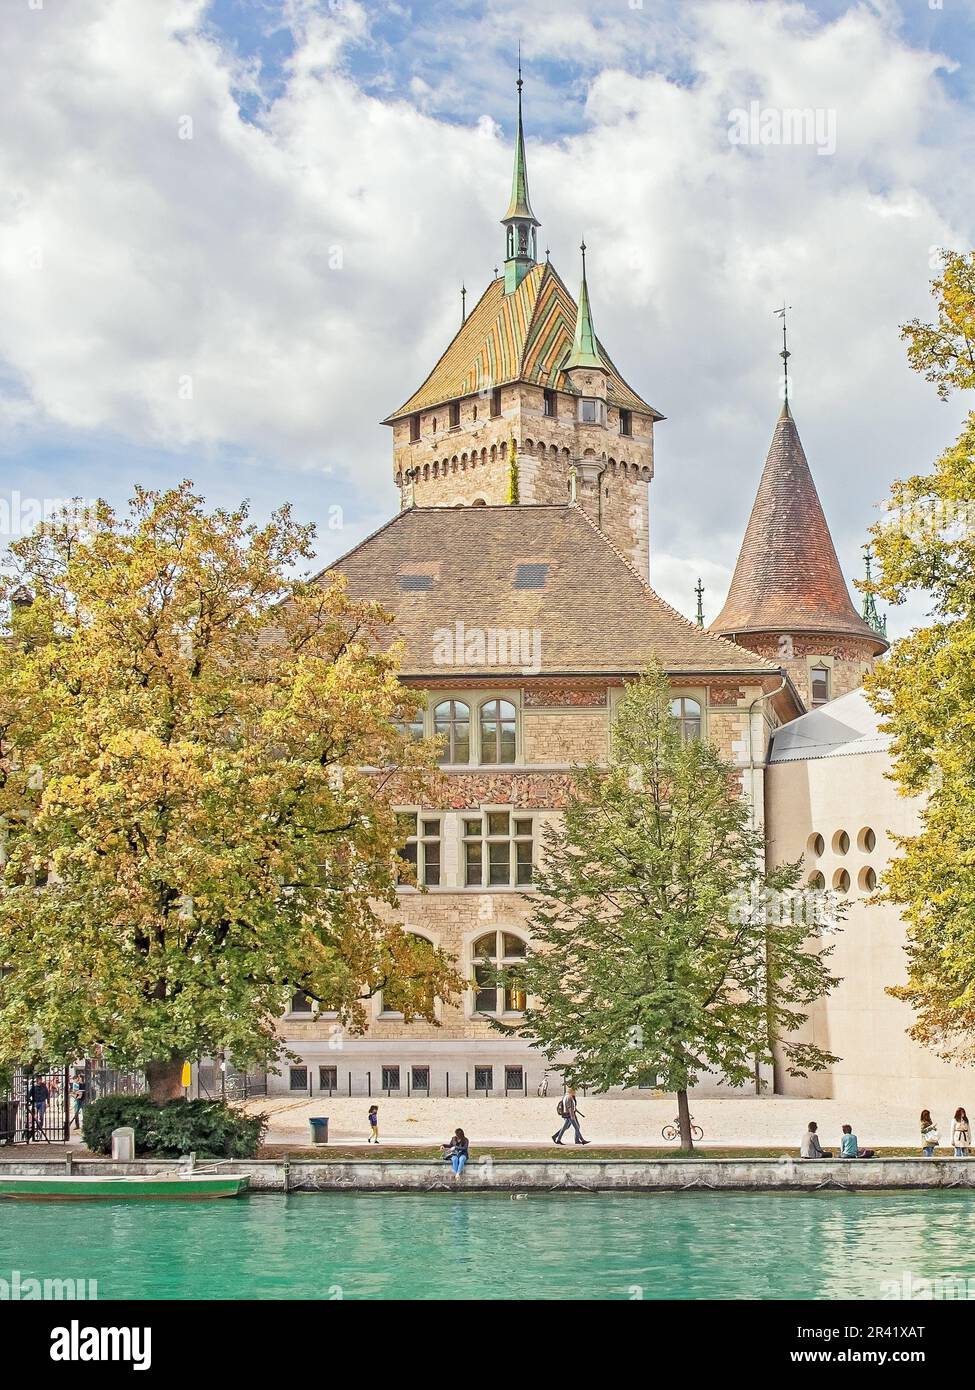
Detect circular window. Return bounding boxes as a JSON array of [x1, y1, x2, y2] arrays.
[[832, 830, 850, 855], [807, 871, 825, 890], [833, 868, 851, 893], [858, 827, 876, 853], [858, 866, 877, 891], [807, 833, 825, 857]]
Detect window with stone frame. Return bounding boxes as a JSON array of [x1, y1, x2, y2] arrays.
[[464, 811, 534, 888], [670, 696, 702, 742], [580, 397, 599, 424], [434, 699, 470, 764], [449, 400, 461, 429], [409, 414, 421, 442], [395, 812, 442, 887], [619, 408, 632, 437], [810, 665, 831, 705], [472, 930, 528, 1015], [543, 388, 557, 418], [490, 387, 502, 418], [289, 990, 314, 1015], [479, 698, 517, 764]]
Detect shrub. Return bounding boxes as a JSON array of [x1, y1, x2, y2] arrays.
[[83, 1094, 266, 1157]]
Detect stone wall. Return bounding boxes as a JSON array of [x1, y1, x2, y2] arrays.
[[731, 632, 880, 706]]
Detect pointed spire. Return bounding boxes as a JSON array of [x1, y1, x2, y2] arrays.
[[774, 304, 792, 408], [566, 239, 602, 370], [711, 403, 887, 648], [695, 578, 705, 627], [502, 47, 539, 225], [461, 282, 467, 325], [860, 546, 887, 638]]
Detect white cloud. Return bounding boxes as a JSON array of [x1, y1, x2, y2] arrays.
[[0, 0, 972, 636]]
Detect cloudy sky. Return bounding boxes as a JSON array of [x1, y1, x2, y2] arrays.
[[2, 0, 973, 635]]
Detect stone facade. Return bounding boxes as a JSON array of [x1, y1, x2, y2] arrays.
[[390, 380, 654, 576], [731, 631, 880, 707]]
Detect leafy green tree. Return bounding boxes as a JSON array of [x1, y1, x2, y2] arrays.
[[867, 251, 975, 1057], [498, 667, 838, 1148], [0, 484, 459, 1099]]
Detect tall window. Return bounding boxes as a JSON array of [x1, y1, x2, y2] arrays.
[[409, 414, 420, 442], [810, 666, 831, 705], [397, 709, 425, 741], [434, 699, 470, 764], [619, 408, 632, 437], [464, 812, 533, 887], [490, 387, 502, 418], [449, 401, 461, 429], [543, 388, 557, 418], [472, 930, 527, 1014], [580, 398, 599, 424], [670, 696, 702, 742], [396, 812, 442, 887], [479, 699, 516, 764]]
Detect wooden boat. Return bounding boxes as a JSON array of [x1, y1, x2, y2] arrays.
[[0, 1173, 249, 1200]]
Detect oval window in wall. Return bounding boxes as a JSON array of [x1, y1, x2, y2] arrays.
[[833, 868, 851, 893], [858, 866, 877, 891], [807, 833, 825, 857], [832, 830, 850, 855], [858, 827, 876, 852], [807, 871, 826, 890]]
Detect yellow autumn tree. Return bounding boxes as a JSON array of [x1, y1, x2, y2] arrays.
[[867, 250, 975, 1058], [0, 483, 458, 1098]]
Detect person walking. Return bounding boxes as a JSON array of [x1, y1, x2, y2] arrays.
[[69, 1071, 87, 1132], [952, 1108, 971, 1157], [442, 1128, 469, 1179], [920, 1109, 940, 1157], [367, 1105, 379, 1144], [553, 1087, 589, 1145], [800, 1121, 831, 1158]]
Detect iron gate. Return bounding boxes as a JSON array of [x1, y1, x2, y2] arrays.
[[0, 1062, 146, 1144]]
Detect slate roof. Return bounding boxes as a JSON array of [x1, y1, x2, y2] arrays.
[[768, 688, 890, 762], [382, 262, 662, 423], [325, 504, 785, 680], [711, 403, 886, 648]]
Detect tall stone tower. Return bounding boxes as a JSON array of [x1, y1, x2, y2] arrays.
[[710, 398, 888, 707], [382, 73, 661, 577]]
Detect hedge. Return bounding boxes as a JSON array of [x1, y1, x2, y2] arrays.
[[82, 1094, 267, 1157]]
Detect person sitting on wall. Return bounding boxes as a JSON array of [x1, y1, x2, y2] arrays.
[[800, 1121, 831, 1159], [839, 1124, 875, 1159]]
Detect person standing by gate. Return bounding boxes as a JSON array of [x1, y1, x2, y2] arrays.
[[29, 1078, 50, 1134], [70, 1071, 87, 1131]]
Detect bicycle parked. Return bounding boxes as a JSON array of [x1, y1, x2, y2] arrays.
[[661, 1115, 704, 1142]]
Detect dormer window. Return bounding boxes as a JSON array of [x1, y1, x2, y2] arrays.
[[409, 414, 421, 443], [619, 409, 632, 437], [449, 401, 461, 430]]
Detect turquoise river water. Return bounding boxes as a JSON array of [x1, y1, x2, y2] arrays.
[[1, 1190, 973, 1300]]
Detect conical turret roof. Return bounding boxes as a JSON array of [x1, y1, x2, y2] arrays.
[[711, 403, 886, 647]]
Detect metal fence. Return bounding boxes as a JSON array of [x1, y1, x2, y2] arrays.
[[195, 1062, 267, 1101], [0, 1062, 145, 1145]]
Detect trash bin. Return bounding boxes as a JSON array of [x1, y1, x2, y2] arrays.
[[0, 1099, 18, 1145], [309, 1117, 329, 1146]]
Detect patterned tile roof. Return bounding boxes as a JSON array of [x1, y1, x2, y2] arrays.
[[711, 404, 886, 647], [324, 503, 784, 679], [383, 262, 661, 423]]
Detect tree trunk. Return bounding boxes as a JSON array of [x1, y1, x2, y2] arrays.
[[146, 1057, 185, 1103], [676, 1087, 694, 1153]]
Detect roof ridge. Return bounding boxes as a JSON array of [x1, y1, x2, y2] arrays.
[[568, 503, 781, 672]]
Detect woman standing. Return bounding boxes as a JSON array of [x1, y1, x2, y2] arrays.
[[952, 1108, 971, 1157], [920, 1109, 940, 1157]]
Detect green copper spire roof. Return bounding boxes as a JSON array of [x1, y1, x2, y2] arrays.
[[501, 56, 540, 227], [565, 240, 602, 370], [860, 546, 888, 638]]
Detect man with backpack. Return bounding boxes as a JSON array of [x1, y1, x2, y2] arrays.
[[552, 1087, 590, 1145]]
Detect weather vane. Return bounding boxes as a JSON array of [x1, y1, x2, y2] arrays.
[[773, 303, 792, 404]]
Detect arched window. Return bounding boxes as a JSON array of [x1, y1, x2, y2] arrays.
[[433, 700, 470, 764], [670, 696, 702, 742], [479, 699, 516, 763], [382, 932, 438, 1016], [472, 930, 527, 1014]]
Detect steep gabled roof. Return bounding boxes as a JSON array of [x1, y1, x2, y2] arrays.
[[382, 262, 662, 423], [325, 503, 787, 680], [711, 403, 886, 648]]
